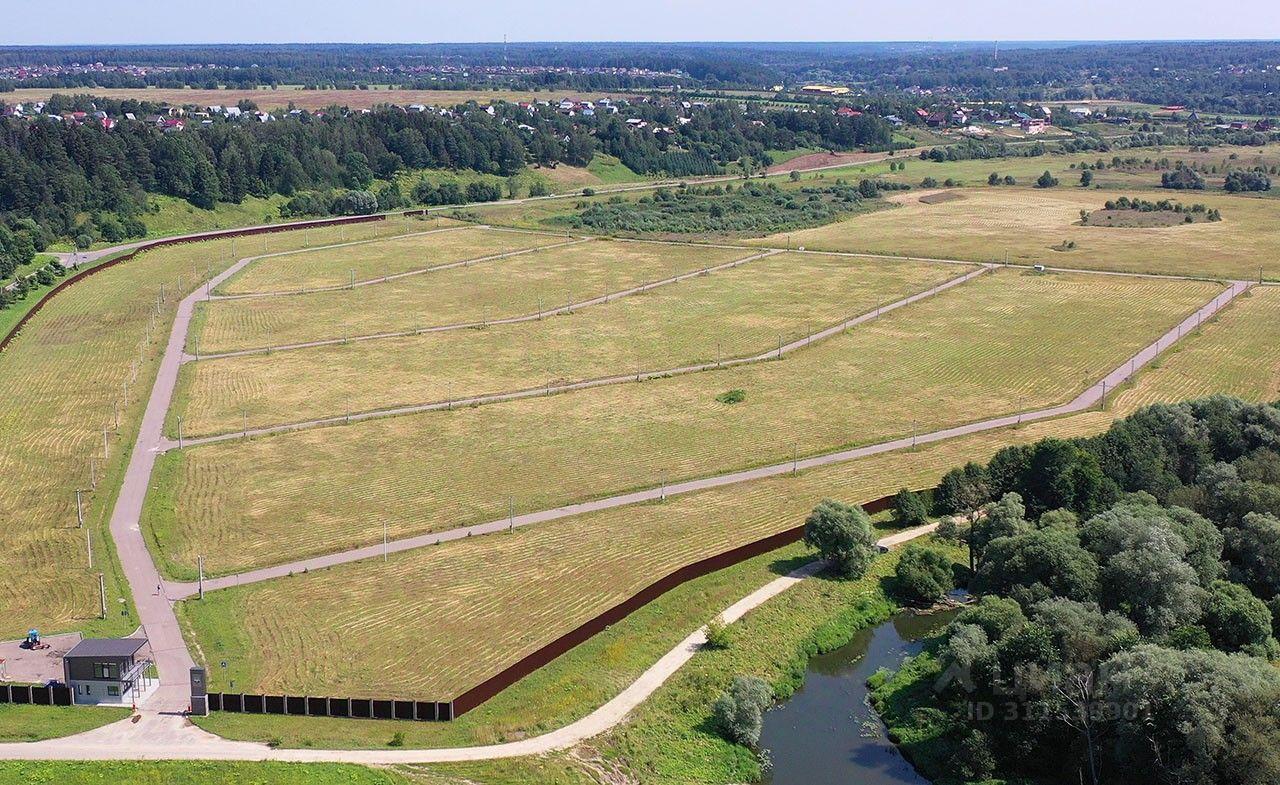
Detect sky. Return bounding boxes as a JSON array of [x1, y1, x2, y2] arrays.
[[4, 0, 1280, 45]]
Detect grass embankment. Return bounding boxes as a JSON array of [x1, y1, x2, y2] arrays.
[[150, 270, 1216, 577], [593, 539, 968, 784], [190, 238, 747, 354], [214, 222, 546, 295], [867, 648, 961, 782], [173, 254, 963, 437], [0, 219, 418, 639], [755, 187, 1280, 279], [0, 704, 130, 742]]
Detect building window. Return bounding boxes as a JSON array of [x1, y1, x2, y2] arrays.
[[78, 684, 91, 695], [107, 686, 120, 697], [93, 662, 115, 679]]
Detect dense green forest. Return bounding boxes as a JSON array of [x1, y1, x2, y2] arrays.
[[870, 396, 1280, 785], [564, 180, 884, 235], [0, 99, 891, 258]]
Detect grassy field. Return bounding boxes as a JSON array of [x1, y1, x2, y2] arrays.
[[216, 223, 551, 295], [178, 283, 1280, 751], [0, 761, 420, 785], [145, 270, 1214, 578], [176, 394, 1079, 711], [142, 193, 292, 238], [754, 187, 1280, 279], [4, 86, 626, 111], [1107, 284, 1280, 414], [0, 218, 421, 640], [190, 239, 754, 354], [171, 254, 968, 437], [0, 704, 130, 742]]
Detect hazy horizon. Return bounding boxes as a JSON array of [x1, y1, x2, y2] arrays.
[[6, 0, 1280, 47]]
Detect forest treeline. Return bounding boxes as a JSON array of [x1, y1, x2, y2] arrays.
[[0, 99, 891, 256], [872, 396, 1280, 784]]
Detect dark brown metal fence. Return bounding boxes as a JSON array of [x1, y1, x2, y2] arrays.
[[0, 683, 72, 706], [450, 490, 900, 715], [198, 489, 922, 722]]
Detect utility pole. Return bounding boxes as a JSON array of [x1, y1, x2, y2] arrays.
[[102, 428, 109, 460], [99, 573, 107, 619], [792, 444, 798, 476], [198, 556, 204, 600], [89, 457, 97, 490], [509, 496, 515, 533], [75, 489, 84, 528], [177, 415, 183, 449], [660, 477, 666, 502], [383, 520, 388, 562], [85, 528, 93, 568]]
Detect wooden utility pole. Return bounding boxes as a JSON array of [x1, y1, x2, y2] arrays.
[[198, 556, 205, 599], [75, 489, 84, 528], [85, 528, 93, 568], [99, 574, 107, 619]]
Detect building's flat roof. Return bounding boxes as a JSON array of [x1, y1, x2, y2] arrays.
[[64, 638, 148, 659]]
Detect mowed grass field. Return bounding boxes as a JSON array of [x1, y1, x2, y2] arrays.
[[216, 222, 558, 294], [0, 219, 412, 639], [171, 254, 970, 437], [145, 271, 1217, 578], [754, 188, 1280, 279], [177, 406, 1108, 703], [191, 239, 755, 353], [1108, 284, 1280, 414]]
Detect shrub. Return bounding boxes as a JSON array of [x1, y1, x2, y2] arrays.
[[892, 488, 930, 527], [710, 675, 773, 747], [704, 617, 734, 649], [715, 389, 747, 405], [804, 499, 877, 578], [1035, 170, 1059, 188], [894, 544, 956, 604]]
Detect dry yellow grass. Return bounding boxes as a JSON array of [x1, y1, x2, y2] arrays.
[[191, 239, 757, 353], [754, 188, 1280, 280], [176, 409, 1108, 699], [1108, 285, 1280, 414], [217, 222, 561, 294], [145, 270, 1217, 578], [0, 219, 409, 638], [172, 254, 969, 437]]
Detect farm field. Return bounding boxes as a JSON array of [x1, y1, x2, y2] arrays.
[[179, 291, 1279, 751], [755, 188, 1280, 279], [143, 270, 1217, 578], [175, 403, 1108, 703], [0, 218, 413, 639], [216, 222, 551, 294], [1107, 284, 1280, 413], [171, 253, 969, 437], [190, 239, 757, 353]]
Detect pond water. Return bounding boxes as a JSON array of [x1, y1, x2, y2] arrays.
[[758, 607, 959, 785]]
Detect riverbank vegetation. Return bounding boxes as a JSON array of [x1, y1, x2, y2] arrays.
[[874, 396, 1280, 785]]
